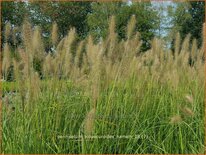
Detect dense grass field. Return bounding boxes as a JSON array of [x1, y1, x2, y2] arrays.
[[2, 16, 205, 153]]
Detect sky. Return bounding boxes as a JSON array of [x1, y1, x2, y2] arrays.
[[152, 1, 175, 38], [127, 0, 176, 39]]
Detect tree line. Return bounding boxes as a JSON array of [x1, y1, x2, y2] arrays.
[[1, 1, 205, 51]]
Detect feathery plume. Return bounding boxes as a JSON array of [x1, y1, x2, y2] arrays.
[[2, 43, 11, 80], [185, 94, 194, 104], [83, 108, 96, 135], [181, 106, 194, 117], [181, 34, 191, 53], [32, 26, 45, 60], [51, 22, 58, 46], [5, 22, 11, 42], [74, 41, 84, 68], [107, 16, 118, 62], [109, 16, 116, 37], [200, 23, 205, 58], [22, 19, 32, 50], [127, 15, 136, 39], [29, 72, 41, 101], [191, 39, 197, 62], [175, 32, 181, 57], [170, 115, 182, 124]]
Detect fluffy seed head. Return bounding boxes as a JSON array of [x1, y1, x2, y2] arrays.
[[127, 15, 136, 39], [181, 34, 191, 53], [191, 39, 197, 61], [32, 26, 44, 60], [170, 115, 182, 124], [175, 32, 181, 57], [5, 22, 11, 42], [51, 22, 58, 46], [2, 43, 11, 79], [83, 108, 96, 135], [109, 16, 116, 36], [22, 19, 32, 50], [74, 41, 84, 68], [185, 94, 194, 104], [181, 106, 194, 117]]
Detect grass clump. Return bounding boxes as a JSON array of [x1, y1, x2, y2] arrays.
[[2, 16, 205, 154]]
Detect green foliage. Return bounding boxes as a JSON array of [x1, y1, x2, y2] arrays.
[[1, 2, 27, 47], [169, 1, 205, 48], [1, 4, 205, 153], [2, 78, 204, 153], [87, 2, 159, 51], [1, 2, 27, 27], [2, 81, 18, 92], [180, 2, 205, 47], [1, 1, 92, 48], [2, 2, 159, 51], [28, 2, 92, 38]]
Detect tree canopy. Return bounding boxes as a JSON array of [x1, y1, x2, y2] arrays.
[[1, 1, 205, 51], [168, 1, 205, 47], [1, 1, 160, 51], [87, 2, 160, 51]]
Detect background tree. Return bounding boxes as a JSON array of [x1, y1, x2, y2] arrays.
[[29, 1, 92, 38], [1, 1, 92, 48], [87, 2, 160, 51], [1, 2, 27, 27], [168, 1, 205, 48], [1, 2, 28, 47], [2, 1, 204, 51], [180, 1, 205, 47]]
